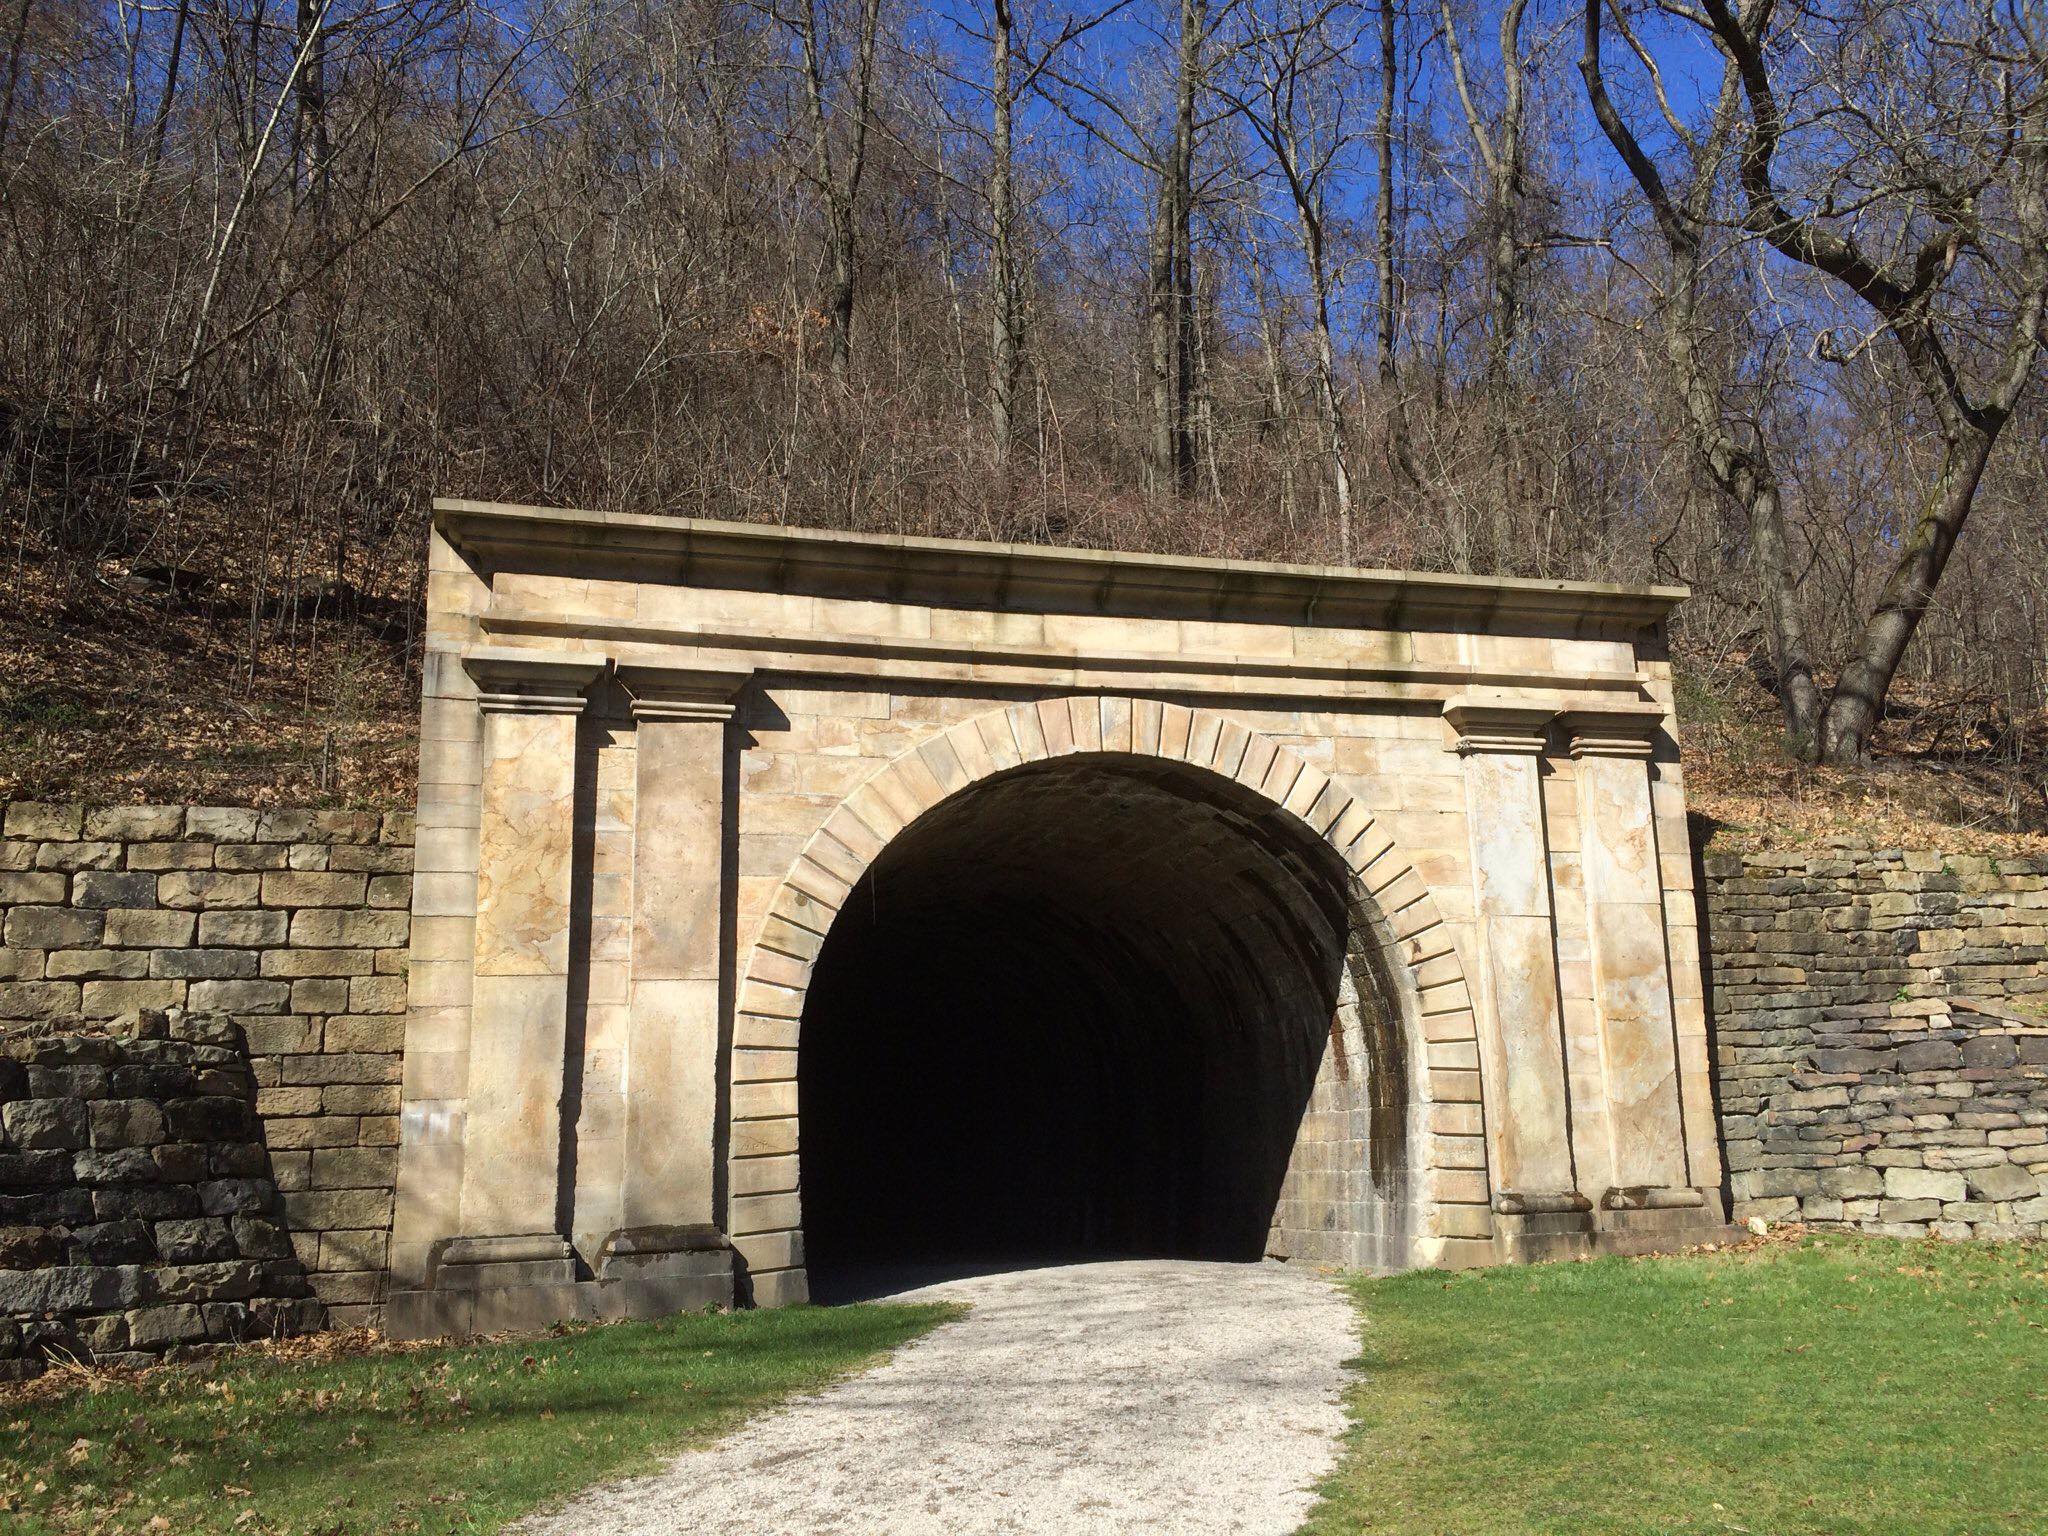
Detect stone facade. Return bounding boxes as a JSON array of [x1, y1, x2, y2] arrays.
[[0, 1011, 325, 1378], [1704, 849, 2048, 1237], [0, 804, 413, 1324], [388, 500, 1730, 1336]]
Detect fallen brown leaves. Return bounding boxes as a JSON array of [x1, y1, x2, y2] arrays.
[[1682, 673, 2048, 858], [0, 517, 417, 810], [0, 1329, 416, 1411]]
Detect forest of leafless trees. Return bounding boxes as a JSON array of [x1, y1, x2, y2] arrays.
[[2, 0, 2044, 768]]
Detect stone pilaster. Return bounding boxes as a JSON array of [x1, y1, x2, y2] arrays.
[[1442, 696, 1583, 1218], [1563, 704, 1694, 1202], [604, 665, 749, 1297], [447, 647, 605, 1286]]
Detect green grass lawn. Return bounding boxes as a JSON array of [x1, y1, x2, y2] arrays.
[[1306, 1232, 2048, 1535], [1, 1301, 955, 1535]]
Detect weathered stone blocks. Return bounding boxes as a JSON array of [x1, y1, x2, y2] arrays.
[[1, 804, 412, 1342], [1709, 848, 2048, 1244], [0, 1013, 324, 1377]]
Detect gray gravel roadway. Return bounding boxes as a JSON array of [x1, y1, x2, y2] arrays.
[[511, 1258, 1358, 1536]]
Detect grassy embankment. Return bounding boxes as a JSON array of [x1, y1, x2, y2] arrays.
[[1308, 1232, 2048, 1535], [2, 1301, 955, 1534]]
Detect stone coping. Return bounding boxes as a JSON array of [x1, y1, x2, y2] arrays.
[[434, 498, 1689, 632]]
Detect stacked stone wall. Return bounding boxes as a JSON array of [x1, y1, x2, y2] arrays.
[[0, 803, 412, 1324], [1704, 849, 2048, 1237], [1, 1012, 325, 1378]]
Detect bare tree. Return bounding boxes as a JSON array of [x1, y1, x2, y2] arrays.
[[1152, 0, 1208, 498], [1700, 0, 2048, 761], [1225, 0, 1364, 555], [1439, 0, 1529, 384], [778, 0, 884, 381], [1032, 0, 1224, 499], [1581, 0, 1819, 749], [989, 0, 1025, 457], [970, 0, 1123, 465], [1371, 0, 1425, 493]]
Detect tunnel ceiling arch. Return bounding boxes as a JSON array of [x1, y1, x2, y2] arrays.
[[386, 500, 1731, 1338]]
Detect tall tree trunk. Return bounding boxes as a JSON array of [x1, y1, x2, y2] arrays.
[[296, 0, 330, 207], [1668, 261, 1821, 750], [989, 0, 1023, 465], [824, 201, 856, 381], [1439, 0, 1528, 384], [1246, 224, 1295, 528], [1149, 0, 1201, 498], [147, 0, 193, 175], [0, 0, 29, 152], [1581, 0, 1821, 753], [1273, 123, 1352, 559], [1146, 189, 1177, 493], [1373, 0, 1424, 494], [796, 0, 881, 385], [1819, 429, 1996, 761], [1310, 281, 1352, 560], [1171, 0, 1199, 498]]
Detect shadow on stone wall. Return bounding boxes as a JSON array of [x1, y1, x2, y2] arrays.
[[0, 1009, 325, 1380]]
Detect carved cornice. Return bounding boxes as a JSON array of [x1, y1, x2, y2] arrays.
[[462, 647, 606, 715], [1441, 695, 1555, 756], [435, 498, 1689, 634], [1560, 702, 1666, 760], [617, 663, 751, 724]]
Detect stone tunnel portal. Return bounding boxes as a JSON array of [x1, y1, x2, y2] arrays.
[[798, 753, 1417, 1294]]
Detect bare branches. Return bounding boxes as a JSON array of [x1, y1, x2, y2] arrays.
[[1, 0, 2045, 785], [1692, 0, 2048, 757]]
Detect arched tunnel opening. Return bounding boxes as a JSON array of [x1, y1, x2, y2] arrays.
[[797, 752, 1415, 1297]]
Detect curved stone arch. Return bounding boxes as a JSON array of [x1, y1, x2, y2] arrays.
[[727, 694, 1492, 1301]]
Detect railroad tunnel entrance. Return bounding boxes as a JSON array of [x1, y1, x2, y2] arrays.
[[797, 753, 1417, 1296]]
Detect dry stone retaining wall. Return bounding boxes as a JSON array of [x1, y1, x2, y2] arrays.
[[1703, 849, 2048, 1238], [1, 1011, 325, 1378], [0, 803, 412, 1325]]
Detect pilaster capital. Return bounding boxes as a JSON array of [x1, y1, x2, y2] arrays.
[[1441, 693, 1555, 755], [617, 663, 752, 724], [1559, 701, 1666, 760], [462, 647, 607, 715]]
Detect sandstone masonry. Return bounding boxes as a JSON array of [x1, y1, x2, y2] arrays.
[[386, 500, 1728, 1337], [1703, 849, 2048, 1238], [0, 1010, 326, 1378], [0, 803, 413, 1325]]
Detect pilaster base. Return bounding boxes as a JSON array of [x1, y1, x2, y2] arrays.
[[596, 1225, 734, 1311], [598, 1223, 731, 1279], [1601, 1184, 1710, 1212], [385, 1229, 736, 1342], [430, 1232, 578, 1291], [1487, 1188, 1733, 1264], [1493, 1205, 1597, 1263]]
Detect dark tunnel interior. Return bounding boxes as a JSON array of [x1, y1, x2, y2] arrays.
[[797, 753, 1378, 1292]]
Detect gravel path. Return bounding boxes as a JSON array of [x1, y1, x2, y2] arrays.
[[514, 1258, 1358, 1536]]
